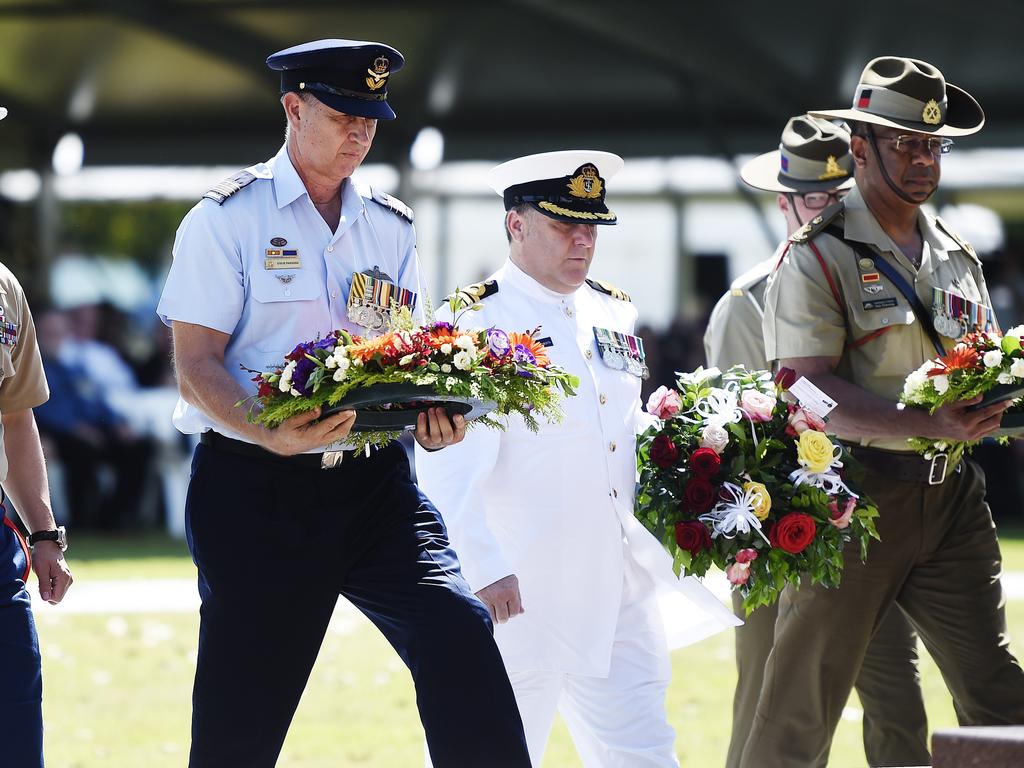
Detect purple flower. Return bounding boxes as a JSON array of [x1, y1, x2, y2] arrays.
[[513, 343, 536, 365], [291, 356, 317, 396], [487, 328, 511, 357], [313, 336, 337, 352], [430, 321, 454, 333]]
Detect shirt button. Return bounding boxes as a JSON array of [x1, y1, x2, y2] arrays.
[[881, 318, 889, 325], [284, 289, 292, 297], [327, 245, 335, 252], [609, 441, 616, 452], [565, 307, 574, 317], [599, 394, 607, 405], [585, 349, 593, 360], [331, 291, 337, 299]]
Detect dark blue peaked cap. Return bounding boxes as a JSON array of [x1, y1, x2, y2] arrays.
[[267, 39, 405, 120]]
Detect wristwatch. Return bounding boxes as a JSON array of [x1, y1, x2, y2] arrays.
[[28, 526, 68, 552]]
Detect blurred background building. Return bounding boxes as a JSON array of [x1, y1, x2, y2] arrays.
[[1, 0, 1022, 529]]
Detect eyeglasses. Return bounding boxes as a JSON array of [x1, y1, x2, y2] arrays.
[[797, 190, 847, 210], [881, 135, 955, 156]]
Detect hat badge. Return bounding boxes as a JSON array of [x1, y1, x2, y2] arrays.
[[366, 55, 390, 91], [818, 155, 848, 181], [567, 164, 603, 200], [922, 98, 942, 125]]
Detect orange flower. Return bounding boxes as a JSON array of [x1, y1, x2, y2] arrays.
[[508, 332, 550, 367], [929, 345, 980, 376], [348, 333, 398, 363]]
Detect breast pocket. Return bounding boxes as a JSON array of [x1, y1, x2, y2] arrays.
[[248, 271, 325, 354]]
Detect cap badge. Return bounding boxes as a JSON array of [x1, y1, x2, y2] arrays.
[[567, 164, 603, 200], [818, 155, 848, 181], [922, 99, 942, 125], [366, 56, 390, 91]]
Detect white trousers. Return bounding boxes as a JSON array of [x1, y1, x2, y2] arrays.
[[510, 552, 678, 768], [425, 553, 678, 768]]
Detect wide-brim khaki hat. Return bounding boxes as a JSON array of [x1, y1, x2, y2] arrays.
[[740, 115, 856, 193], [810, 56, 984, 137]]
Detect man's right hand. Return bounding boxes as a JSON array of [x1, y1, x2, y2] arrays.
[[476, 574, 524, 625], [262, 407, 357, 455], [927, 395, 1011, 442]]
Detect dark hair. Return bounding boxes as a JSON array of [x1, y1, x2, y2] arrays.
[[504, 203, 532, 243]]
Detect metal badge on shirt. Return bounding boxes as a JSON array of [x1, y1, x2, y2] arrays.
[[931, 286, 995, 340], [347, 267, 417, 332], [593, 326, 648, 379]]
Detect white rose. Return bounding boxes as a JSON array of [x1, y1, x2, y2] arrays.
[[399, 354, 416, 366], [337, 357, 350, 371], [332, 367, 347, 382], [440, 343, 453, 355], [456, 336, 476, 352], [1006, 325, 1024, 340], [453, 350, 473, 371], [279, 361, 296, 392], [441, 364, 452, 373], [998, 372, 1015, 384], [1011, 359, 1024, 379], [932, 374, 949, 394], [700, 424, 729, 453], [983, 350, 1003, 368]]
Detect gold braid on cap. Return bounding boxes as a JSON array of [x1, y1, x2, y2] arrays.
[[537, 201, 616, 221]]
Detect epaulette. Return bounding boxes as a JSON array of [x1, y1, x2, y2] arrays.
[[203, 170, 257, 205], [446, 280, 499, 307], [368, 187, 414, 223], [934, 216, 980, 262], [585, 278, 631, 302], [789, 201, 844, 245]]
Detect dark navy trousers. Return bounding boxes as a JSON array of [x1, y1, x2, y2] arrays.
[[1, 515, 44, 768], [185, 440, 531, 767]]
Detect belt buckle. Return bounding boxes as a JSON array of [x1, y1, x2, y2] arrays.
[[928, 453, 949, 485], [321, 450, 346, 470]]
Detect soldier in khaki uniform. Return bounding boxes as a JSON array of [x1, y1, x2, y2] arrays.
[[706, 115, 929, 768], [0, 106, 74, 768], [740, 57, 1024, 768]]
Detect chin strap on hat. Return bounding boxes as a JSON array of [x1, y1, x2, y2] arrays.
[[866, 125, 935, 205]]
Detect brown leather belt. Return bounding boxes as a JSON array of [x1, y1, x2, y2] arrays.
[[200, 431, 376, 470], [848, 444, 962, 485]]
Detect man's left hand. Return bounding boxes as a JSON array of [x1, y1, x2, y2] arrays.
[[414, 407, 467, 451], [31, 541, 73, 604]]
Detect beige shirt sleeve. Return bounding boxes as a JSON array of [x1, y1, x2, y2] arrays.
[[762, 241, 847, 363], [704, 283, 770, 371], [0, 269, 50, 413]]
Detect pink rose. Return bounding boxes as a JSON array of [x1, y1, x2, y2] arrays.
[[740, 389, 777, 423], [828, 497, 856, 530], [646, 386, 682, 420], [734, 548, 759, 565], [726, 562, 752, 585], [787, 406, 827, 436]]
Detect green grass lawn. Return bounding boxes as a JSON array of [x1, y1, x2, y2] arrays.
[[35, 526, 1024, 767]]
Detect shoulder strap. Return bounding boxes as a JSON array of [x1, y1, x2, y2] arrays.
[[789, 202, 844, 245], [446, 280, 499, 307], [367, 188, 414, 223], [203, 170, 257, 205], [823, 225, 944, 357], [585, 278, 631, 302]]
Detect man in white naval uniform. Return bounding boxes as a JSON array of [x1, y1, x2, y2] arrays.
[[416, 151, 738, 767]]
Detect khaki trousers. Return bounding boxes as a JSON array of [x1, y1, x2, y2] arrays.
[[726, 592, 928, 768], [739, 459, 1024, 768]]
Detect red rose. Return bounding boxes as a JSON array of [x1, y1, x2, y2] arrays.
[[683, 477, 716, 514], [689, 447, 721, 479], [649, 435, 680, 469], [769, 512, 817, 554], [674, 520, 712, 557], [775, 366, 797, 390]]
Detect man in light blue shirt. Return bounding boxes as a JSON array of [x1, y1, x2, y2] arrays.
[[157, 39, 530, 768]]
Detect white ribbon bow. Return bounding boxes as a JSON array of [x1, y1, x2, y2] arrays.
[[699, 481, 771, 544], [789, 444, 858, 497]]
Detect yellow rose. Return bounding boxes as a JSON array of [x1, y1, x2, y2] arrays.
[[743, 481, 772, 520], [797, 430, 836, 474]]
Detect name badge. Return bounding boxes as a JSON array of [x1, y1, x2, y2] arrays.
[[265, 248, 301, 270], [862, 298, 898, 311]]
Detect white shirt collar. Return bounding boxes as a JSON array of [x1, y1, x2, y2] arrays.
[[501, 257, 578, 305], [270, 144, 367, 228]]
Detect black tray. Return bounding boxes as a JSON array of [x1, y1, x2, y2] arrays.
[[966, 383, 1024, 412], [321, 382, 495, 432], [994, 410, 1024, 438]]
